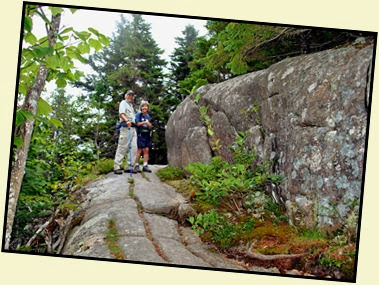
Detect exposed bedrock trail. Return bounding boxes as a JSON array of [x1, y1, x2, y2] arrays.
[[62, 165, 251, 271]]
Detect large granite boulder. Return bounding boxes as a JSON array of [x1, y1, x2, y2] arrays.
[[165, 44, 374, 231]]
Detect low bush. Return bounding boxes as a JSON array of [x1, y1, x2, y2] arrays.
[[156, 165, 185, 181], [92, 159, 114, 175]]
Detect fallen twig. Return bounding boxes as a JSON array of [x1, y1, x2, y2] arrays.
[[25, 214, 55, 248], [246, 242, 306, 261]]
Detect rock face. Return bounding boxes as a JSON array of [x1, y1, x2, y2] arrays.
[[165, 44, 374, 231]]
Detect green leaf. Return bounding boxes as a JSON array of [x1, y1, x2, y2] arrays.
[[19, 109, 34, 120], [69, 8, 77, 14], [14, 136, 24, 147], [77, 42, 90, 54], [74, 52, 88, 64], [88, 27, 100, 36], [18, 83, 28, 95], [49, 117, 63, 128], [24, 16, 32, 32], [60, 27, 73, 34], [74, 31, 91, 41], [194, 93, 201, 103], [49, 7, 63, 16], [89, 38, 102, 51], [45, 55, 59, 69], [65, 71, 76, 81], [16, 112, 26, 126], [37, 97, 53, 116], [33, 46, 54, 58], [98, 34, 110, 46], [24, 33, 37, 45], [56, 78, 67, 88], [66, 48, 77, 60], [74, 70, 84, 80]]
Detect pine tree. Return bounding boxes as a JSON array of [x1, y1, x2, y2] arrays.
[[169, 25, 199, 100], [78, 14, 168, 163]]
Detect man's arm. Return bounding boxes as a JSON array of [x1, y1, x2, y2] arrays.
[[120, 113, 132, 127]]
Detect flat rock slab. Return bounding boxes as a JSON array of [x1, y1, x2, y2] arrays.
[[63, 199, 146, 255], [85, 174, 130, 208], [74, 236, 113, 259], [142, 166, 187, 203], [144, 213, 180, 241], [118, 236, 166, 264], [133, 175, 180, 216], [154, 238, 211, 267], [64, 212, 110, 254], [63, 166, 251, 271]]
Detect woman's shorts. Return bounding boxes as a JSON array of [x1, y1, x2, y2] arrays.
[[137, 133, 152, 149]]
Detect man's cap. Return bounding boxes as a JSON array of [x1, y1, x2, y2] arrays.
[[125, 90, 135, 96]]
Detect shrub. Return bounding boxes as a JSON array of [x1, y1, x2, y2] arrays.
[[156, 166, 185, 181], [92, 159, 114, 175]]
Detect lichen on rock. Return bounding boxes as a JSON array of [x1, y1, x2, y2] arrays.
[[165, 44, 374, 232]]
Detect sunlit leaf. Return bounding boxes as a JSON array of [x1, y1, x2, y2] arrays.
[[56, 78, 67, 88], [74, 31, 91, 41], [50, 117, 63, 128], [33, 46, 54, 58], [49, 7, 63, 16], [77, 42, 90, 54], [88, 27, 100, 36], [18, 83, 28, 95], [74, 52, 88, 64], [37, 97, 53, 116], [24, 33, 37, 45], [45, 55, 59, 69], [60, 27, 73, 34], [24, 16, 32, 32], [98, 34, 110, 46], [89, 38, 102, 51], [19, 109, 34, 120]]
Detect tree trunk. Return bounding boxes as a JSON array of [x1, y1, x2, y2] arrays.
[[4, 12, 61, 250]]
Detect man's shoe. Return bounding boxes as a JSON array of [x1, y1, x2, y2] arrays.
[[142, 165, 152, 173], [114, 169, 123, 175], [134, 165, 141, 173], [124, 166, 137, 174]]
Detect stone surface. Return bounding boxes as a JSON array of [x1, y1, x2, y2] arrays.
[[118, 236, 166, 263], [154, 237, 210, 267], [133, 172, 181, 216], [165, 44, 374, 230], [180, 227, 246, 270], [62, 167, 259, 271], [144, 213, 180, 241]]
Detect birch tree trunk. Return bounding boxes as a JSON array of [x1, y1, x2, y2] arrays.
[[4, 12, 61, 250]]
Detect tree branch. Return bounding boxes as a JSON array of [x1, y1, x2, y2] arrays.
[[245, 242, 306, 261]]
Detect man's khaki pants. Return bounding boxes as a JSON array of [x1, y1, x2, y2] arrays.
[[114, 127, 137, 170]]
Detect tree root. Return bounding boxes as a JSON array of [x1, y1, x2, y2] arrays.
[[245, 242, 306, 261]]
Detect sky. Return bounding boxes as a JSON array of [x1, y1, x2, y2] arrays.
[[31, 7, 208, 96]]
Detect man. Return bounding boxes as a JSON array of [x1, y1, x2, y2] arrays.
[[114, 90, 138, 174]]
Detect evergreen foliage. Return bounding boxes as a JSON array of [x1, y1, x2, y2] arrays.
[[77, 14, 168, 163], [168, 24, 199, 99], [180, 20, 371, 94]]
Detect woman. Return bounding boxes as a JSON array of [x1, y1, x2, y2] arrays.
[[133, 101, 153, 173]]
